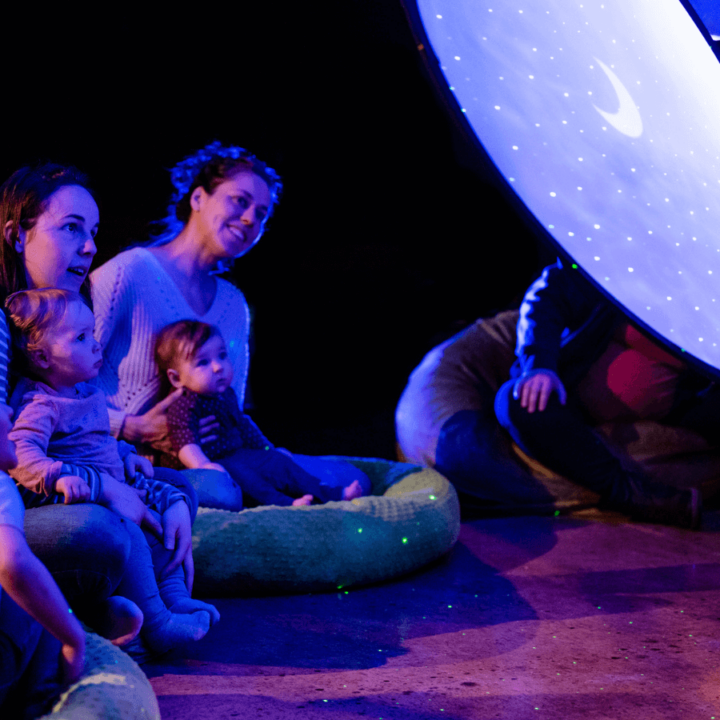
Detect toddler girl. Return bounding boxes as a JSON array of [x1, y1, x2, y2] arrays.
[[155, 320, 371, 508], [6, 289, 219, 655]]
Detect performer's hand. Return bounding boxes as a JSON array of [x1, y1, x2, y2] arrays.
[[513, 370, 567, 413]]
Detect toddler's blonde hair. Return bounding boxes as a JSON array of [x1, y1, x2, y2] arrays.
[[5, 288, 87, 359]]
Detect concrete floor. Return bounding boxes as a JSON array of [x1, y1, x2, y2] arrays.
[[145, 508, 720, 719]]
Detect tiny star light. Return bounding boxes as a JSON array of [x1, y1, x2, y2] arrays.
[[413, 0, 720, 374]]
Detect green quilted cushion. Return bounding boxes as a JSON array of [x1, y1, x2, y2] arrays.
[[190, 458, 460, 596], [40, 630, 159, 720]]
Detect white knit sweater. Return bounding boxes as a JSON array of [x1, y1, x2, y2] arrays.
[[91, 247, 250, 437]]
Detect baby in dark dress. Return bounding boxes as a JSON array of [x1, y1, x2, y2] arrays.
[[155, 320, 368, 508]]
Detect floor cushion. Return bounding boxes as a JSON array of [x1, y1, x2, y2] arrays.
[[40, 630, 159, 720], [189, 458, 460, 596], [396, 310, 720, 513]]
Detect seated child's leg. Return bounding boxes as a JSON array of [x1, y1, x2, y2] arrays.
[[142, 517, 220, 626], [115, 518, 210, 654], [220, 451, 298, 507], [229, 450, 367, 504], [288, 454, 372, 501], [0, 590, 62, 720]]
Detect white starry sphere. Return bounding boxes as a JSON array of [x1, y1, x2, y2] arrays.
[[418, 0, 720, 372]]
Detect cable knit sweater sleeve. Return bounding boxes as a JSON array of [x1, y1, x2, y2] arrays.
[[92, 254, 132, 436], [91, 247, 251, 437]]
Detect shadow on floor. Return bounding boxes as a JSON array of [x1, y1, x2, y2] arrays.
[[145, 518, 561, 675]]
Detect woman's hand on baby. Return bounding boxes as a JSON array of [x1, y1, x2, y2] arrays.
[[55, 476, 91, 504], [159, 500, 194, 592], [198, 415, 220, 445], [124, 453, 155, 479], [98, 475, 163, 538], [122, 388, 184, 452], [513, 370, 567, 413]]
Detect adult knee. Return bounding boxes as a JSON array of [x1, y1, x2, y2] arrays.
[[70, 505, 132, 582], [25, 504, 132, 602]]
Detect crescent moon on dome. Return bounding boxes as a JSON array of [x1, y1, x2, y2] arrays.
[[592, 57, 643, 138]]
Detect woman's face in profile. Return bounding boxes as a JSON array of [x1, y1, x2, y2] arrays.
[[192, 172, 272, 259], [20, 185, 99, 292]]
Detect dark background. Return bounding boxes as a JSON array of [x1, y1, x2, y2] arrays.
[[1, 2, 551, 458]]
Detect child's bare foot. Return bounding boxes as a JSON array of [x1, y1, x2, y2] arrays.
[[85, 596, 144, 646], [169, 598, 221, 626], [342, 480, 365, 501], [292, 494, 313, 506]]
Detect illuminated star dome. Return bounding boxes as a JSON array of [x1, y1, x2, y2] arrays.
[[415, 0, 720, 372]]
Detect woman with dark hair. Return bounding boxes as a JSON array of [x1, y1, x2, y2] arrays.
[[0, 163, 208, 656], [0, 163, 142, 642], [92, 141, 369, 506], [91, 142, 281, 450]]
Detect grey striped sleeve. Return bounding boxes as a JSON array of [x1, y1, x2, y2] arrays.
[[59, 464, 103, 502], [13, 463, 102, 509], [128, 472, 187, 516]]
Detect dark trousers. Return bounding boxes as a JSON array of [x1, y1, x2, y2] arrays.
[[0, 590, 62, 720], [220, 449, 347, 507], [494, 377, 720, 504], [23, 504, 132, 613], [434, 409, 556, 506], [494, 380, 636, 504]]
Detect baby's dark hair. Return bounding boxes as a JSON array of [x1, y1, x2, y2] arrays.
[[5, 288, 89, 362], [155, 319, 222, 395]]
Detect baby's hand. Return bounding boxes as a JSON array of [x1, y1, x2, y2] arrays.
[[200, 462, 229, 474], [124, 453, 155, 480], [55, 476, 91, 505]]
